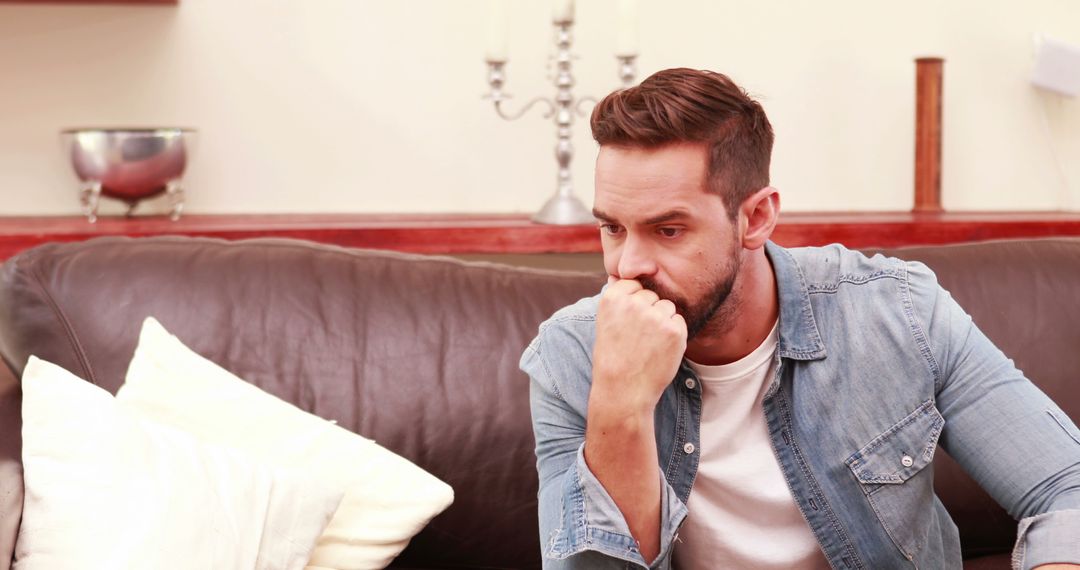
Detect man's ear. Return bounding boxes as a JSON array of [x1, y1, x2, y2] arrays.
[[739, 186, 780, 250]]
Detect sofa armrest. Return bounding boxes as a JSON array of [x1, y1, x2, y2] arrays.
[[0, 359, 21, 570]]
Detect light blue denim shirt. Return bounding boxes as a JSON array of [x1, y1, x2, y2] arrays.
[[521, 242, 1080, 570]]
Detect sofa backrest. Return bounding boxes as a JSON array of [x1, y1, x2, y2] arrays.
[[1, 236, 1079, 567], [0, 236, 604, 569]]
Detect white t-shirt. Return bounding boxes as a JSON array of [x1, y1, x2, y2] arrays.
[[673, 321, 829, 569]]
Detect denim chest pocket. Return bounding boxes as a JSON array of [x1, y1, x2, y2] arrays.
[[845, 399, 945, 561]]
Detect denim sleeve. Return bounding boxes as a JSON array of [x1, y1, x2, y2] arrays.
[[520, 332, 688, 570], [905, 261, 1080, 569]]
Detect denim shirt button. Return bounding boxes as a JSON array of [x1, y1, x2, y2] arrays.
[[901, 455, 914, 467], [684, 378, 696, 390], [683, 442, 696, 454]]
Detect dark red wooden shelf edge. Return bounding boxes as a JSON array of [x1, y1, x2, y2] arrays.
[[3, 211, 1080, 260]]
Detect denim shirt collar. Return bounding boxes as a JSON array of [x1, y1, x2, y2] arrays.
[[765, 241, 827, 361]]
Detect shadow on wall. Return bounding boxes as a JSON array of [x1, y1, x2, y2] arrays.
[[0, 4, 181, 118]]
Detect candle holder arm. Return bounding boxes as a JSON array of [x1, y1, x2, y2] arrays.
[[574, 96, 598, 118], [491, 97, 557, 121]]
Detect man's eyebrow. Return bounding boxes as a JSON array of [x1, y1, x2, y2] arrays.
[[642, 210, 690, 225], [591, 209, 691, 225]]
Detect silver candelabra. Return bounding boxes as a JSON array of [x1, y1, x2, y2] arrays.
[[485, 20, 637, 225]]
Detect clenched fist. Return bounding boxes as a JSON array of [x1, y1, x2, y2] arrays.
[[591, 277, 688, 414]]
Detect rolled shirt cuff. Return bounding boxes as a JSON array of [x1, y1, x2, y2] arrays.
[[546, 443, 688, 569], [1012, 508, 1080, 570]]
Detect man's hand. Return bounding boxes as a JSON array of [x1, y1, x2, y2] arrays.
[[591, 277, 688, 411], [583, 277, 688, 565]]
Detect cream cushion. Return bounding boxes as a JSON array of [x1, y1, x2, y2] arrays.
[[117, 317, 455, 570], [16, 356, 342, 570]]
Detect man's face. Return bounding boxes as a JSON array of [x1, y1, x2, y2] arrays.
[[593, 143, 742, 339]]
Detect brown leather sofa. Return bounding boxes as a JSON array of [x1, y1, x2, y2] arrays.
[[1, 235, 1078, 569]]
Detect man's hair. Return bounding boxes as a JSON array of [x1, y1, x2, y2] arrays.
[[590, 68, 774, 218]]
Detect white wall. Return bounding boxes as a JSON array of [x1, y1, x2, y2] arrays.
[[0, 0, 1078, 217]]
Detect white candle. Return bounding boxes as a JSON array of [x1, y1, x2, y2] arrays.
[[486, 0, 508, 62], [615, 0, 638, 57], [553, 0, 574, 23]]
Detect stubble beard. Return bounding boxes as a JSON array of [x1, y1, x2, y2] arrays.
[[639, 253, 741, 341]]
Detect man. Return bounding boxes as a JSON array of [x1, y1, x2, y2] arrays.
[[520, 68, 1080, 569]]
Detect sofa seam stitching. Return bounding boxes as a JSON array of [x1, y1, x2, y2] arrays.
[[26, 258, 97, 385]]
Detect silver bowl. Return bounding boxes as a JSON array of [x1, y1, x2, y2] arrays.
[[61, 128, 196, 222]]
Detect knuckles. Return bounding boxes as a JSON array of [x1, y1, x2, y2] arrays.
[[659, 316, 687, 340], [597, 281, 687, 345]]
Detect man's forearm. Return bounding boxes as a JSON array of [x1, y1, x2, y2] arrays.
[[583, 277, 687, 566], [584, 388, 662, 565]]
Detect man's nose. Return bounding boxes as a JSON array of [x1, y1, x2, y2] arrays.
[[616, 236, 658, 280]]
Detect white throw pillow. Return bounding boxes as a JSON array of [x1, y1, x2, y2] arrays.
[[16, 356, 343, 570], [117, 317, 455, 570]]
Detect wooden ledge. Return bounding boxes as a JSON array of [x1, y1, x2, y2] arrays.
[[3, 211, 1080, 260], [772, 211, 1080, 249]]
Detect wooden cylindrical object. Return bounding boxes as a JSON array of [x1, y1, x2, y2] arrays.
[[914, 57, 944, 213]]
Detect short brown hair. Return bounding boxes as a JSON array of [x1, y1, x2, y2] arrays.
[[590, 68, 774, 217]]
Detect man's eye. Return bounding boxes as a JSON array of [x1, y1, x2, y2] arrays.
[[600, 224, 623, 236], [658, 227, 682, 238]]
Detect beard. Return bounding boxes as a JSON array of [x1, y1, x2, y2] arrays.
[[639, 255, 740, 341]]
